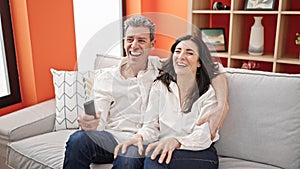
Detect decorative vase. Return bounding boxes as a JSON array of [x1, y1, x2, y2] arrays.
[[248, 16, 264, 55]]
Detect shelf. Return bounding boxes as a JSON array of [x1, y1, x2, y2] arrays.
[[233, 11, 278, 14], [211, 52, 228, 58], [281, 11, 300, 15], [277, 58, 300, 65], [188, 0, 300, 74], [192, 10, 231, 14], [231, 53, 274, 62]]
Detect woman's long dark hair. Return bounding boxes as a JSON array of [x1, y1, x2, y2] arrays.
[[155, 34, 219, 113]]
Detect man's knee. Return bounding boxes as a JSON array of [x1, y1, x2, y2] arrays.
[[68, 130, 87, 142], [66, 130, 91, 149], [114, 155, 144, 169], [113, 146, 144, 169], [121, 146, 141, 158]]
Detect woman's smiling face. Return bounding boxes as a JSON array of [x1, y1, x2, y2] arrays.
[[172, 40, 200, 77]]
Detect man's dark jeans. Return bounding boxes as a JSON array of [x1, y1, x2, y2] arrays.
[[63, 130, 144, 169]]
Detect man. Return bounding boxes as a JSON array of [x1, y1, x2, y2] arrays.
[[63, 15, 228, 169]]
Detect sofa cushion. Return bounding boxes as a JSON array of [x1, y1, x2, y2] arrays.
[[6, 130, 113, 169], [219, 156, 281, 169], [7, 130, 76, 169], [83, 77, 94, 100], [94, 54, 122, 70], [50, 55, 122, 131], [82, 67, 116, 101], [215, 68, 300, 169], [0, 99, 56, 143], [51, 69, 99, 130]]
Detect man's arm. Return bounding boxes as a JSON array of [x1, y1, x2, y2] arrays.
[[197, 73, 229, 140]]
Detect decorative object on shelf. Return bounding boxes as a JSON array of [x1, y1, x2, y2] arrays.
[[241, 61, 260, 70], [248, 16, 264, 56], [212, 2, 230, 10], [200, 28, 226, 52], [296, 33, 300, 60], [296, 33, 300, 45], [245, 0, 276, 10]]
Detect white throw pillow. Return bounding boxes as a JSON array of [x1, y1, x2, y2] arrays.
[[51, 68, 97, 130]]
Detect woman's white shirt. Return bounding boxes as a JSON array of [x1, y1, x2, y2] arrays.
[[137, 81, 219, 151]]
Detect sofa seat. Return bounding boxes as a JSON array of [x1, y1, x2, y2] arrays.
[[218, 157, 281, 169], [7, 130, 113, 169], [6, 127, 283, 169], [7, 130, 75, 169], [6, 130, 116, 169], [6, 128, 282, 169]]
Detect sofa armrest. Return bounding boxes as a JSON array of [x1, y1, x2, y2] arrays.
[[0, 99, 56, 142]]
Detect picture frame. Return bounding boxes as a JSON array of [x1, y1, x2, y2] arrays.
[[244, 0, 275, 10], [200, 28, 226, 52]]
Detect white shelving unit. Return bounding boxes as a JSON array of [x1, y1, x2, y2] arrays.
[[188, 0, 300, 73]]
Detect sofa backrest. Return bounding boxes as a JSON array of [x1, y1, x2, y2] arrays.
[[94, 54, 122, 70], [215, 68, 300, 169]]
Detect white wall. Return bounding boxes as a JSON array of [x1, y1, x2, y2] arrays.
[[0, 16, 10, 97], [73, 0, 123, 71]]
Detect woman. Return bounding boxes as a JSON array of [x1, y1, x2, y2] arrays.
[[114, 34, 220, 169]]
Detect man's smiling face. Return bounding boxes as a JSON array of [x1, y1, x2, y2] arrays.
[[124, 26, 155, 65]]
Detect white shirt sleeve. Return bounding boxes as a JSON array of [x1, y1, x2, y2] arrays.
[[93, 71, 114, 130], [136, 82, 160, 144]]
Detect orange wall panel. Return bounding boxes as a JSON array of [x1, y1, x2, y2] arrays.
[[125, 0, 141, 15], [10, 0, 37, 106], [142, 0, 188, 58], [0, 0, 77, 116], [26, 0, 77, 102]]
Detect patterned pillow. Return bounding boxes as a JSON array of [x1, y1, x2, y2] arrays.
[[82, 67, 115, 101], [51, 68, 97, 130], [83, 77, 94, 101]]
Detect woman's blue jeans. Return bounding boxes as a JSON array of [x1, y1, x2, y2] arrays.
[[63, 130, 144, 169], [144, 144, 218, 169]]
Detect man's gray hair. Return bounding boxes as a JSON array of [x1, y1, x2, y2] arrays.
[[124, 15, 155, 41]]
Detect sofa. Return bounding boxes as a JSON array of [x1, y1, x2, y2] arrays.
[[0, 55, 299, 169]]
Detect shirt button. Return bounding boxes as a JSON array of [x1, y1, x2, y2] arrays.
[[136, 123, 142, 128]]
